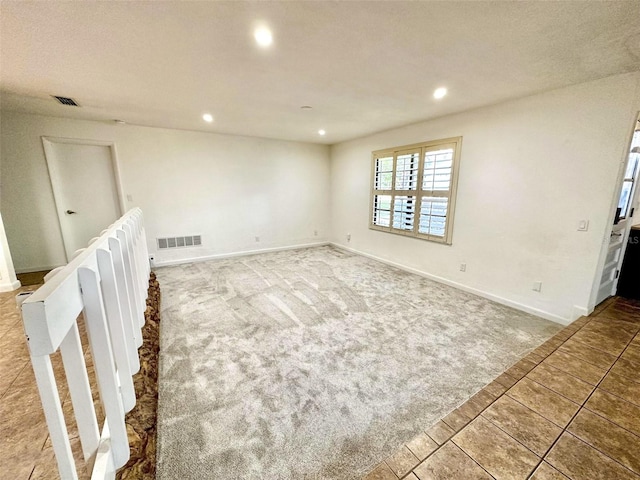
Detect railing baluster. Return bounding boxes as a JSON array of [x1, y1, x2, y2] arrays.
[[108, 236, 141, 369], [31, 354, 78, 480], [130, 217, 148, 304], [96, 248, 136, 412], [118, 227, 144, 329], [59, 322, 100, 465], [138, 214, 151, 277], [124, 219, 144, 309], [123, 221, 145, 323], [79, 266, 129, 468]]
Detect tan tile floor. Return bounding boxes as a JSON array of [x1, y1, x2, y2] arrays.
[[363, 297, 640, 480], [3, 286, 640, 480], [0, 284, 99, 480]]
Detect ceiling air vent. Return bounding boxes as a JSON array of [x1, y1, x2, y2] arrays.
[[52, 96, 80, 106]]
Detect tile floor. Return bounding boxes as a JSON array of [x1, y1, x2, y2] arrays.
[[0, 284, 100, 480], [363, 297, 640, 480]]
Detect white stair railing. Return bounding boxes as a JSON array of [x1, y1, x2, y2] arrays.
[[20, 208, 151, 480]]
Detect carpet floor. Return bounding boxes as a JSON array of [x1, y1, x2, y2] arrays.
[[155, 246, 560, 479]]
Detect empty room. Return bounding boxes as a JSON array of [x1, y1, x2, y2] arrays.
[[2, 1, 640, 479]]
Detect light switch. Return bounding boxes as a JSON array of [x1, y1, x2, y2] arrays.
[[577, 220, 589, 231]]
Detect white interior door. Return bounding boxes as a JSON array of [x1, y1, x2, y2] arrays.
[[596, 221, 627, 305], [43, 139, 123, 261], [595, 115, 640, 305]]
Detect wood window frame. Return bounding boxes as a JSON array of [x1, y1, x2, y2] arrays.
[[369, 136, 462, 245]]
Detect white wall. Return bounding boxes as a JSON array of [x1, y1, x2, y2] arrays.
[[0, 211, 20, 291], [3, 73, 640, 323], [330, 72, 640, 323], [0, 112, 330, 271], [0, 117, 21, 291]]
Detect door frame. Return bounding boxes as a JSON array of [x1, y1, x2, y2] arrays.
[[589, 112, 640, 311], [41, 136, 125, 261]]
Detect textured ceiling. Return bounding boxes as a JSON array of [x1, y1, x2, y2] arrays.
[[1, 1, 640, 144]]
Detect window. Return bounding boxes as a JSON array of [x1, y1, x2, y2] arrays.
[[617, 128, 640, 221], [370, 137, 462, 244]]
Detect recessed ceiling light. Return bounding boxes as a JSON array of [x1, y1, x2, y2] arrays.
[[433, 87, 448, 99], [202, 113, 213, 123], [254, 27, 273, 47], [318, 129, 326, 136]]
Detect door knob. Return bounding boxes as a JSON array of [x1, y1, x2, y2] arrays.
[[66, 210, 77, 215]]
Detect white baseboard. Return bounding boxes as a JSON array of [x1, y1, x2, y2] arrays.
[[16, 265, 64, 274], [153, 239, 580, 325], [331, 242, 573, 325], [0, 279, 21, 292], [154, 241, 330, 267], [572, 305, 591, 319]]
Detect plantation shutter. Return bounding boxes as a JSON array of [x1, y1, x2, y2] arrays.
[[370, 137, 461, 244], [418, 143, 456, 241]]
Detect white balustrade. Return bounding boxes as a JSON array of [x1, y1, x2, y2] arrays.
[[20, 208, 151, 480]]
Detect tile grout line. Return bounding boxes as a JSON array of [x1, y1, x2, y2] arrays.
[[554, 432, 640, 479], [479, 392, 565, 455], [447, 441, 498, 480], [528, 343, 624, 474], [520, 367, 592, 405], [555, 341, 617, 370], [0, 318, 24, 342], [413, 311, 636, 480], [367, 305, 639, 480], [454, 335, 589, 474], [0, 363, 30, 401], [580, 407, 640, 446], [526, 316, 640, 478], [405, 326, 567, 480], [398, 394, 502, 479], [411, 370, 527, 478]]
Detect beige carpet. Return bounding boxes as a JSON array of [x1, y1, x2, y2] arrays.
[[155, 246, 560, 479]]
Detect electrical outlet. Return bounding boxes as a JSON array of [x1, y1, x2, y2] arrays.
[[255, 236, 260, 242], [126, 194, 133, 202], [533, 281, 542, 292], [314, 230, 318, 236], [347, 233, 351, 242], [460, 263, 466, 272]]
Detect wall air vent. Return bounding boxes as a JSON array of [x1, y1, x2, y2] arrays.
[[157, 235, 202, 249], [52, 96, 80, 106]]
